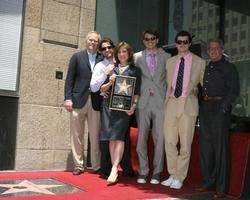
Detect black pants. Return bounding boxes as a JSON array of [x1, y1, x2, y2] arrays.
[[100, 128, 134, 176], [199, 100, 231, 193]]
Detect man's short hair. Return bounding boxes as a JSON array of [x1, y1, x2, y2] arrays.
[[175, 30, 192, 43], [142, 29, 159, 39], [98, 38, 115, 51], [86, 31, 101, 42], [207, 38, 224, 49]]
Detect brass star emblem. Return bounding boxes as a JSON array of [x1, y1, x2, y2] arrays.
[[0, 180, 63, 195], [117, 79, 131, 95]]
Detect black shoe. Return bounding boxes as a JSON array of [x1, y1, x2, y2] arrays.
[[122, 170, 136, 177], [73, 168, 83, 175], [98, 169, 110, 179]]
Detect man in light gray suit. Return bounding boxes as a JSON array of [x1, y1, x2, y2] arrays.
[[134, 29, 170, 184]]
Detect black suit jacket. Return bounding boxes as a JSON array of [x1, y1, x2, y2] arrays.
[[64, 50, 103, 111]]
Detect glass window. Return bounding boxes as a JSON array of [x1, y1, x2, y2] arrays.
[[199, 0, 203, 8], [198, 12, 203, 21], [241, 15, 247, 24], [0, 0, 23, 95], [225, 35, 229, 43], [232, 17, 238, 26], [192, 14, 197, 22], [208, 24, 213, 32], [232, 33, 238, 41], [208, 9, 213, 17], [241, 31, 246, 40], [192, 1, 197, 9]]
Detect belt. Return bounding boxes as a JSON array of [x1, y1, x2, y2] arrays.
[[203, 96, 223, 101]]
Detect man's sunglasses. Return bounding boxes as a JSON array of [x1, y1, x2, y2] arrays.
[[101, 46, 112, 51], [144, 37, 156, 42], [176, 40, 189, 45]]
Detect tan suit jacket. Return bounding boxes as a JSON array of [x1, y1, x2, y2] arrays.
[[165, 53, 205, 116], [164, 52, 205, 181]]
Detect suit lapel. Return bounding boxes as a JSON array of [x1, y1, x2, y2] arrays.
[[94, 52, 103, 69], [80, 50, 91, 71], [141, 51, 152, 78], [187, 53, 196, 93], [168, 57, 177, 86]]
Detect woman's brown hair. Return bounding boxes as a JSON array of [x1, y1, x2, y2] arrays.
[[114, 42, 134, 65]]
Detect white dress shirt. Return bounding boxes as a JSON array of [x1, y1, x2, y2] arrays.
[[90, 58, 113, 92], [87, 51, 97, 72]]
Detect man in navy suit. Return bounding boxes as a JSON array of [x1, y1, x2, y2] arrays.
[[64, 31, 103, 175]]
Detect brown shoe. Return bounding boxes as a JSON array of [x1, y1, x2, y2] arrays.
[[195, 186, 208, 192], [73, 168, 83, 175], [214, 192, 226, 198]]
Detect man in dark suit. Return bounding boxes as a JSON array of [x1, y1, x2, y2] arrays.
[[64, 31, 103, 175], [198, 38, 239, 198]]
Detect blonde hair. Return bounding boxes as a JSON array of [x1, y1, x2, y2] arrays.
[[86, 31, 101, 42]]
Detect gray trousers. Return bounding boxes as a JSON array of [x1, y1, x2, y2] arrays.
[[136, 98, 165, 176]]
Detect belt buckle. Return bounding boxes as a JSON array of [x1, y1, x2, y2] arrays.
[[149, 89, 154, 96], [204, 96, 208, 101]]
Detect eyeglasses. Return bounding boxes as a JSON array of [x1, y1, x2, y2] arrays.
[[88, 39, 98, 43], [176, 40, 189, 45], [144, 37, 156, 42], [101, 46, 112, 51]]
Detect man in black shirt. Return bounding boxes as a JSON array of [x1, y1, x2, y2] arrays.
[[197, 38, 240, 198]]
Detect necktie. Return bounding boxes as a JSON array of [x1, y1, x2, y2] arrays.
[[174, 57, 185, 98], [148, 53, 156, 76]]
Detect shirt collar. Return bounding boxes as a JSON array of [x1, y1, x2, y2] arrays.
[[177, 52, 191, 60], [87, 50, 97, 58], [146, 50, 157, 57]]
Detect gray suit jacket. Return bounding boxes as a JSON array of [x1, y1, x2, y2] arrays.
[[134, 50, 170, 109]]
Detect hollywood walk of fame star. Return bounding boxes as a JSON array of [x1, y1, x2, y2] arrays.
[[0, 180, 63, 195], [117, 79, 131, 95]]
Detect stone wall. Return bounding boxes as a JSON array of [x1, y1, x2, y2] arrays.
[[15, 0, 96, 170]]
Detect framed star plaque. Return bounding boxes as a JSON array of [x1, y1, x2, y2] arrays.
[[109, 75, 136, 111]]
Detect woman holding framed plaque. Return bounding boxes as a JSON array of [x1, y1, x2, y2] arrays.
[[100, 42, 141, 184]]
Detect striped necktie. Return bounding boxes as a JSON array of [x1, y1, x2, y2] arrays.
[[174, 57, 185, 98]]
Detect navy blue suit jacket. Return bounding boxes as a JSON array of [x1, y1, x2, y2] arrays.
[[64, 50, 103, 110]]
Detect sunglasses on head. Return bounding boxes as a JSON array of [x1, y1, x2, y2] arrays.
[[176, 40, 189, 45], [101, 46, 112, 51], [144, 37, 156, 42]]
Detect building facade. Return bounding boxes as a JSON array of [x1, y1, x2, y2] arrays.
[[0, 0, 97, 170]]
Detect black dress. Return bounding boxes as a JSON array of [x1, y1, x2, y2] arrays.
[[100, 64, 141, 141]]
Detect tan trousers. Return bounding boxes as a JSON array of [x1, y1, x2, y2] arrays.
[[70, 96, 101, 171], [164, 98, 196, 181]]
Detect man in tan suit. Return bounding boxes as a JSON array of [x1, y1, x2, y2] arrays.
[[161, 30, 205, 189]]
